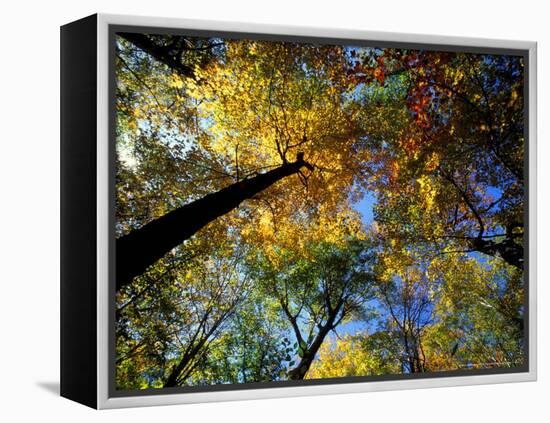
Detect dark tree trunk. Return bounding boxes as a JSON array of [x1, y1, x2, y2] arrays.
[[163, 340, 206, 388], [472, 236, 524, 269], [116, 155, 313, 291], [288, 312, 338, 380], [118, 32, 195, 78]]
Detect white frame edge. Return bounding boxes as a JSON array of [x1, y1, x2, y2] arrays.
[[96, 13, 537, 409]]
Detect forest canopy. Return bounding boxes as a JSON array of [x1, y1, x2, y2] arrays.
[[114, 32, 526, 390]]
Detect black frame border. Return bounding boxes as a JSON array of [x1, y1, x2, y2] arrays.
[[60, 14, 98, 409]]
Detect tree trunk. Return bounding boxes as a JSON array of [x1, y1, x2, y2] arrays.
[[163, 340, 205, 388], [288, 309, 338, 380], [116, 154, 313, 291], [472, 236, 524, 269]]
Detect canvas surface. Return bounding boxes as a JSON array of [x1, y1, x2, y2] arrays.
[[112, 29, 527, 393]]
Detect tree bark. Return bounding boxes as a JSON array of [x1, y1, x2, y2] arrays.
[[472, 236, 524, 269], [287, 327, 330, 380], [288, 309, 339, 380], [116, 154, 313, 291], [163, 337, 207, 388]]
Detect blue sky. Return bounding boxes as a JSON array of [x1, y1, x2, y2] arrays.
[[325, 189, 378, 339], [352, 190, 376, 226]]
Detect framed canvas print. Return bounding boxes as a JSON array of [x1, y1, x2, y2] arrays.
[[60, 13, 537, 409]]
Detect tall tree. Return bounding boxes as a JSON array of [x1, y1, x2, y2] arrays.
[[253, 240, 376, 380], [116, 154, 313, 290], [374, 260, 436, 373], [116, 239, 250, 389], [188, 294, 292, 385], [115, 38, 363, 289], [351, 49, 525, 268]]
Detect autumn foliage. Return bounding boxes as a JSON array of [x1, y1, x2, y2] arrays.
[[114, 32, 525, 389]]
